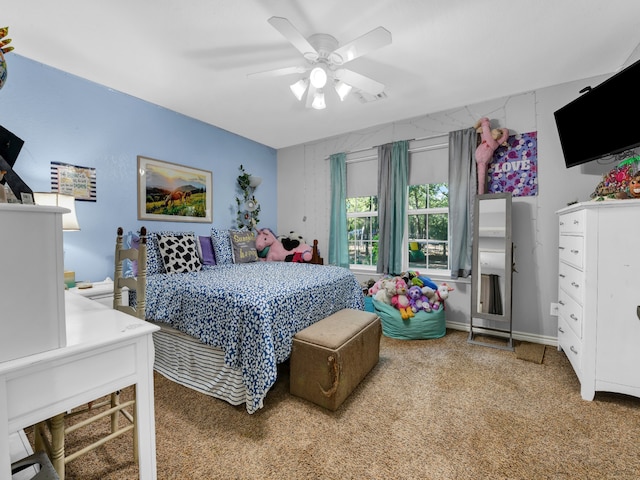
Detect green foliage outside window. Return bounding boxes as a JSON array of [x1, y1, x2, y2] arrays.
[[346, 183, 450, 272]]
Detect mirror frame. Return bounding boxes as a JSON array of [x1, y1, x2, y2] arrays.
[[469, 192, 513, 349]]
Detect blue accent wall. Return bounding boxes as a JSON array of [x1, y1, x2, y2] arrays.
[[0, 54, 277, 282]]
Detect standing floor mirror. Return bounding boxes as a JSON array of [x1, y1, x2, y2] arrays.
[[468, 192, 514, 350]]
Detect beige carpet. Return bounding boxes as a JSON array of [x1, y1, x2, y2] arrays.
[[34, 330, 640, 479], [515, 340, 546, 364]]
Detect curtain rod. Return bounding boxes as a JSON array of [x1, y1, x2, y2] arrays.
[[324, 132, 449, 160]]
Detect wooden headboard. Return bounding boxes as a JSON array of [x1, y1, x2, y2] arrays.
[[310, 239, 324, 265]]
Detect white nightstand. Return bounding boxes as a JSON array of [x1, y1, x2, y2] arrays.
[[69, 277, 121, 308]]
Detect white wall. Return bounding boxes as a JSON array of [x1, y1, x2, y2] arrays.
[[277, 74, 611, 341]]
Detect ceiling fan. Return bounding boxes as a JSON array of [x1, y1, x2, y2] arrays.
[[248, 17, 392, 109]]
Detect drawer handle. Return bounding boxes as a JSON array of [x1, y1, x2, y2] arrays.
[[573, 220, 579, 225], [558, 326, 565, 333], [571, 282, 580, 288], [570, 249, 579, 255], [559, 300, 565, 306], [559, 274, 566, 278], [570, 314, 578, 321], [559, 221, 564, 226], [570, 346, 578, 355], [558, 246, 565, 250]]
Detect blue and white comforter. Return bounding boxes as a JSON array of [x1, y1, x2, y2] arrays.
[[145, 261, 363, 413]]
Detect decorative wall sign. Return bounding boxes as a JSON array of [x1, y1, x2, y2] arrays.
[[137, 156, 212, 223], [488, 131, 538, 197], [50, 161, 97, 201]]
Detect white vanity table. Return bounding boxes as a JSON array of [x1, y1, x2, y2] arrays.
[[0, 291, 160, 479], [557, 199, 640, 400]]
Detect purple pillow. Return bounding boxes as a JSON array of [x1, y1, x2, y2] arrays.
[[198, 235, 216, 265]]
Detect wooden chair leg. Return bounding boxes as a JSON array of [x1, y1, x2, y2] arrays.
[[110, 391, 119, 433], [133, 386, 138, 463], [49, 413, 66, 480]]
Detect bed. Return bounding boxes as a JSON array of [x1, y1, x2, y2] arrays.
[[124, 228, 363, 413]]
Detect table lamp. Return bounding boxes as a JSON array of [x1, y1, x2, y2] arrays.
[[33, 192, 80, 287]]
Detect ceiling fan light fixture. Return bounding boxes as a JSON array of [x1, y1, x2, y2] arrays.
[[334, 81, 352, 101], [289, 78, 308, 101], [309, 66, 328, 89], [311, 90, 326, 110]]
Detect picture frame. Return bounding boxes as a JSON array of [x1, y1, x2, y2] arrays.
[[137, 156, 212, 223]]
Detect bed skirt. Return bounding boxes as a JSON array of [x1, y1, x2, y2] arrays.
[[151, 323, 250, 407]]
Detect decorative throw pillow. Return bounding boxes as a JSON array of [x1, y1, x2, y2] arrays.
[[229, 229, 258, 263], [147, 230, 195, 274], [211, 228, 234, 265], [157, 234, 202, 273], [197, 235, 216, 265]]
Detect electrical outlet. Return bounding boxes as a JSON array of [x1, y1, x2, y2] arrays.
[[550, 302, 559, 316]]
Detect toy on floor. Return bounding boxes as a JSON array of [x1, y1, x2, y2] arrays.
[[391, 278, 414, 320], [474, 117, 509, 195]]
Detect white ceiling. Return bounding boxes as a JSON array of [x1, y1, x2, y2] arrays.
[[5, 1, 640, 149]]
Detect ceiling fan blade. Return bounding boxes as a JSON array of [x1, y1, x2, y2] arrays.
[[268, 16, 318, 59], [332, 27, 392, 64], [247, 65, 308, 79], [335, 69, 385, 95]]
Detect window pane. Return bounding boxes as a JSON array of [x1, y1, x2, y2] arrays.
[[408, 213, 426, 239], [426, 241, 448, 270], [428, 183, 449, 208], [347, 211, 378, 266], [428, 213, 448, 241], [408, 185, 427, 209], [346, 196, 377, 213]]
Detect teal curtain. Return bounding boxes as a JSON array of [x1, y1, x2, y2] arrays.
[[328, 152, 349, 267], [377, 140, 409, 274]]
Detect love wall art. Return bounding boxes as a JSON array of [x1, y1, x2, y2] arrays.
[[488, 131, 538, 197]]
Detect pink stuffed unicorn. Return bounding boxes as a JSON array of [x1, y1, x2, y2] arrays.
[[255, 228, 312, 262], [474, 117, 509, 195]]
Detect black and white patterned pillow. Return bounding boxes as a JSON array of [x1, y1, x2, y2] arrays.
[[158, 234, 202, 273]]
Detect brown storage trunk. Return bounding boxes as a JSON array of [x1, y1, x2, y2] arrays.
[[290, 309, 381, 411]]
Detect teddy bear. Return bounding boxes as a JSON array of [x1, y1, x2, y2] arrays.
[[407, 285, 431, 313], [474, 117, 509, 195], [391, 278, 414, 320], [374, 278, 396, 304], [277, 231, 307, 250], [255, 228, 312, 262]]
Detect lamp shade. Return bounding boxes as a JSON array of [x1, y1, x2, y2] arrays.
[[248, 175, 262, 188], [33, 192, 81, 231], [311, 91, 326, 110]]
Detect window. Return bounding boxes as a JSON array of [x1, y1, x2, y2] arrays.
[[407, 183, 449, 271], [346, 196, 378, 266], [344, 135, 450, 273]]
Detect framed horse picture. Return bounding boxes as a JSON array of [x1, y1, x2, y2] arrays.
[[137, 156, 212, 223]]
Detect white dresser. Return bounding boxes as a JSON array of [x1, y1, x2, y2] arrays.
[[557, 199, 640, 400], [0, 203, 67, 362]]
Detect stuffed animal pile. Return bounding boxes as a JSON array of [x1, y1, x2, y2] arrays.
[[367, 270, 453, 320], [255, 228, 313, 262]]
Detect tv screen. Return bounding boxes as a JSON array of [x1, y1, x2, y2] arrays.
[[554, 58, 640, 168]]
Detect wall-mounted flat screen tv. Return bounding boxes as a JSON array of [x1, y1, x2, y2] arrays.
[[554, 58, 640, 168]]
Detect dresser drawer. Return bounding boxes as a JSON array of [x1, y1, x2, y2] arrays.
[[558, 316, 582, 377], [558, 262, 585, 304], [558, 288, 583, 338], [558, 234, 584, 269], [558, 210, 585, 235]]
